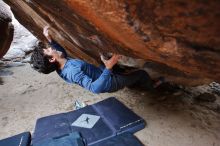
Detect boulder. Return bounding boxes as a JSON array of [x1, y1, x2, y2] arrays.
[[3, 15, 38, 60], [0, 1, 14, 58], [3, 0, 220, 84], [194, 93, 216, 103]]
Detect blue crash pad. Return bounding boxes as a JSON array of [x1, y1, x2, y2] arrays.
[[32, 97, 146, 146], [34, 132, 85, 146], [92, 132, 143, 146], [0, 132, 31, 146]]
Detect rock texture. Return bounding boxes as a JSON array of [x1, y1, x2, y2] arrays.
[[0, 0, 14, 58], [3, 13, 38, 61], [3, 0, 220, 84]]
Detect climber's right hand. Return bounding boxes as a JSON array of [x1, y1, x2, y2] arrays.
[[43, 26, 52, 42]]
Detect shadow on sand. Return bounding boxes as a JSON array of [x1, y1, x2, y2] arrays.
[[0, 77, 3, 85], [0, 62, 25, 77], [0, 69, 13, 76]]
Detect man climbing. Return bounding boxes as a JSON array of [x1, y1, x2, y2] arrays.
[[30, 26, 163, 94]]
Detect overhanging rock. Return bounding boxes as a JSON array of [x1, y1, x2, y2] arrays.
[[0, 0, 14, 58], [4, 0, 220, 84]]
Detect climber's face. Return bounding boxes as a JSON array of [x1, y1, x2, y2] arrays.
[[43, 47, 64, 63]]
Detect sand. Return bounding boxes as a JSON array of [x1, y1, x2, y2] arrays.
[[0, 62, 220, 146]]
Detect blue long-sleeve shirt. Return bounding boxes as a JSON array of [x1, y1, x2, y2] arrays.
[[57, 59, 114, 93], [50, 40, 115, 94]]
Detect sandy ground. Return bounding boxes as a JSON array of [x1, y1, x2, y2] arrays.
[[0, 63, 220, 146]]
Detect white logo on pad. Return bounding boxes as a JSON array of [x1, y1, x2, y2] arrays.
[[71, 114, 100, 129]]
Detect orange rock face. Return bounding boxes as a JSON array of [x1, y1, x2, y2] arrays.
[[4, 0, 220, 84], [0, 1, 14, 58]]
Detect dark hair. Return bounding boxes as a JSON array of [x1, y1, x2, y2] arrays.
[[30, 42, 57, 74]]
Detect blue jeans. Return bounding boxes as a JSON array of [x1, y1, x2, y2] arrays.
[[110, 70, 154, 92]]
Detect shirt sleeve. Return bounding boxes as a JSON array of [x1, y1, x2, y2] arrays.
[[49, 40, 68, 58], [72, 68, 112, 94], [98, 65, 105, 71]]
